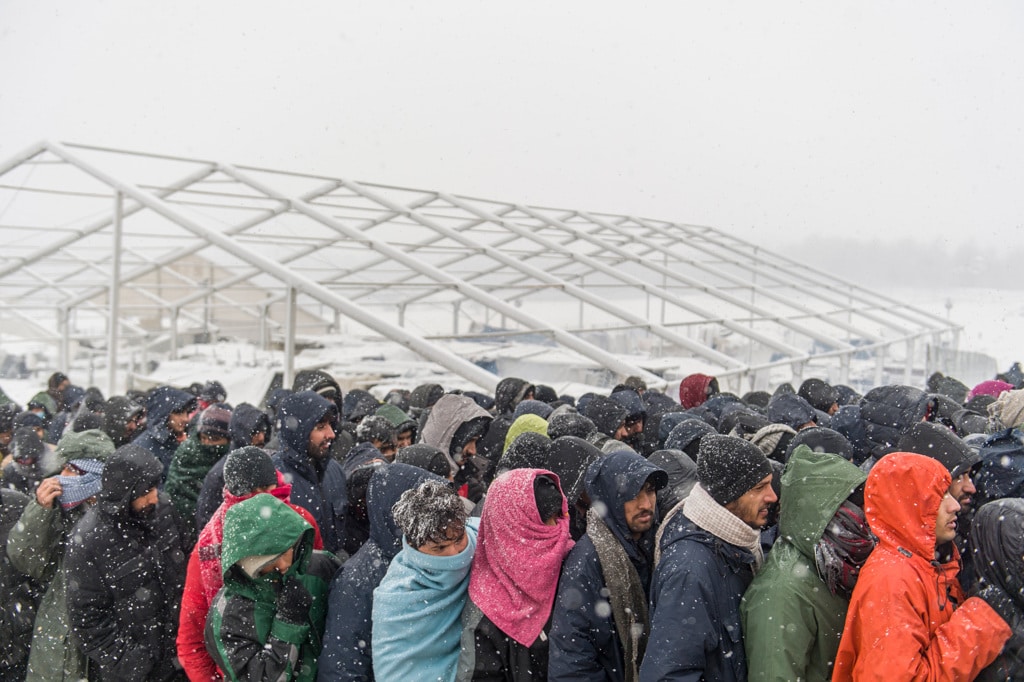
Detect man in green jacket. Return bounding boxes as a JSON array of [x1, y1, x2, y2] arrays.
[[205, 494, 340, 682], [7, 428, 115, 682], [740, 445, 874, 682]]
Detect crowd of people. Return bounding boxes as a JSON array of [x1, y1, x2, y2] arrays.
[[1, 364, 1024, 680]]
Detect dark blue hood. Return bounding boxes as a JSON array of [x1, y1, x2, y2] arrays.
[[145, 386, 194, 438], [277, 390, 336, 455], [585, 448, 667, 549], [228, 403, 270, 450], [368, 462, 444, 561]]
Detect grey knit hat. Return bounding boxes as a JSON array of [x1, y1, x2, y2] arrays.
[[223, 446, 278, 496], [697, 434, 773, 505]]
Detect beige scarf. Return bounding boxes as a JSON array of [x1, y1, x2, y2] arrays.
[[681, 483, 764, 572]]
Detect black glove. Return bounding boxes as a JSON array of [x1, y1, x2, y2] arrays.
[[975, 584, 1023, 630], [275, 578, 313, 625]]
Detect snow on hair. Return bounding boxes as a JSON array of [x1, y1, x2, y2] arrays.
[[391, 479, 468, 549]]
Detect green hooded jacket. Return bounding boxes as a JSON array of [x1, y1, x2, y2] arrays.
[[164, 431, 229, 542], [205, 494, 339, 682], [740, 445, 868, 682], [6, 428, 115, 682]]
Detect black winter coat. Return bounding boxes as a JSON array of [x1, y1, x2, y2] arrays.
[[272, 391, 348, 555], [318, 463, 442, 682], [456, 599, 550, 681], [0, 488, 41, 679], [65, 446, 189, 682]]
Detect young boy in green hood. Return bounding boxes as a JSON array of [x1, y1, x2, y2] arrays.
[[205, 494, 340, 682]]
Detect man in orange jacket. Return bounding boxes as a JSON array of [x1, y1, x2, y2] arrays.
[[833, 452, 1015, 681]]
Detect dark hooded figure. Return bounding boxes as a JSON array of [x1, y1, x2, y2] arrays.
[[609, 389, 647, 453], [272, 391, 348, 555], [3, 427, 53, 495], [547, 413, 597, 441], [133, 386, 196, 481], [856, 384, 935, 462], [783, 425, 854, 463], [318, 463, 444, 682], [65, 444, 189, 681], [664, 418, 716, 461], [547, 436, 603, 541], [420, 394, 493, 503], [766, 392, 818, 431], [477, 377, 534, 464], [496, 431, 552, 474], [582, 395, 630, 452], [395, 443, 457, 480], [970, 498, 1024, 682], [103, 395, 146, 447], [647, 449, 699, 521], [0, 485, 38, 680], [549, 449, 668, 681], [193, 403, 273, 532]]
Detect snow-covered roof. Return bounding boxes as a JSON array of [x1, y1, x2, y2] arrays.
[[0, 140, 960, 395]]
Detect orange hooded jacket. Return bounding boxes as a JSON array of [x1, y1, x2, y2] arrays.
[[832, 452, 1010, 681]]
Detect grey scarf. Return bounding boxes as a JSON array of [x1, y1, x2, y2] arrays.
[[587, 507, 649, 682]]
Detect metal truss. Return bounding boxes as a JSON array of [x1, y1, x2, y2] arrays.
[[0, 140, 961, 395]]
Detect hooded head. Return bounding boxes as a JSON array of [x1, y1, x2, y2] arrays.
[[664, 418, 717, 460], [896, 421, 980, 480], [585, 449, 667, 549], [547, 436, 602, 508], [145, 386, 196, 437], [419, 394, 492, 461], [582, 396, 629, 439], [277, 391, 338, 458], [229, 403, 272, 449], [469, 468, 573, 647], [679, 373, 718, 409], [767, 393, 818, 431], [341, 389, 380, 424], [547, 413, 596, 441], [100, 396, 143, 448], [798, 378, 840, 414], [291, 370, 342, 407], [970, 498, 1024, 609], [865, 452, 951, 559], [494, 377, 534, 417], [647, 449, 699, 519], [221, 494, 314, 582], [498, 431, 552, 473], [513, 399, 554, 421], [98, 444, 163, 518], [368, 463, 446, 561], [395, 443, 457, 480], [779, 445, 868, 558], [784, 426, 853, 463]]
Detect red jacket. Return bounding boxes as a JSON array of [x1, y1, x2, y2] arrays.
[[176, 472, 323, 681], [833, 452, 1010, 682]]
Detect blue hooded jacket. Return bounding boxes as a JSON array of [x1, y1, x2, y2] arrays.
[[272, 391, 348, 555], [318, 463, 444, 682], [133, 386, 194, 480], [549, 449, 666, 682]]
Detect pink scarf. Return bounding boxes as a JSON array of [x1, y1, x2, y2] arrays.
[[468, 468, 574, 646]]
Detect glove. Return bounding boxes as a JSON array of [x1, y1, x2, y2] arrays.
[[275, 578, 313, 625], [975, 584, 1023, 630]]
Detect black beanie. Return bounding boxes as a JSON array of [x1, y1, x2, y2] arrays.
[[896, 421, 980, 479], [223, 446, 278, 496], [697, 434, 773, 506]]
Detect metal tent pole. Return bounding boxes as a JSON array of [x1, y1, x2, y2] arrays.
[[107, 192, 123, 397]]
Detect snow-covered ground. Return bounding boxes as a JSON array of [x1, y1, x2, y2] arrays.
[[2, 286, 1021, 407]]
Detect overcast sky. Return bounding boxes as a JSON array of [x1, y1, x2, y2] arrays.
[[2, 1, 1022, 254]]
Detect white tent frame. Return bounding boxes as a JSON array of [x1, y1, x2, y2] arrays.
[[0, 140, 960, 396]]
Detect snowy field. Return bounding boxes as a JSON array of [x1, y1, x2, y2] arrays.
[[1, 286, 1021, 407]]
